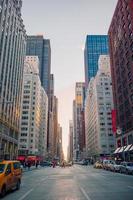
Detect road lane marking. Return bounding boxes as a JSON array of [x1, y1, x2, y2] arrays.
[[18, 189, 33, 200], [36, 177, 49, 186], [18, 177, 49, 200], [80, 187, 91, 200]]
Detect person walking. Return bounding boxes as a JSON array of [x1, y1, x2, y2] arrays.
[[52, 160, 56, 168], [36, 160, 39, 169], [27, 161, 31, 170]]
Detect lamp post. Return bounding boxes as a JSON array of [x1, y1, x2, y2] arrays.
[[116, 127, 125, 161]]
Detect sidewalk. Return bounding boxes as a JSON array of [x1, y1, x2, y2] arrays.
[[22, 165, 41, 173]]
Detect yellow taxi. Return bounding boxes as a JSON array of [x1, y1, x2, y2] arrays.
[[0, 160, 22, 197], [93, 161, 103, 169]]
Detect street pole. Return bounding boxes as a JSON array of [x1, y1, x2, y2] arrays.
[[121, 129, 125, 162], [117, 127, 125, 162]]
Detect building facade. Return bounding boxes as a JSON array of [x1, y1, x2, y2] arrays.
[[57, 124, 63, 162], [19, 56, 48, 157], [26, 36, 51, 96], [84, 35, 109, 88], [85, 55, 115, 160], [67, 120, 73, 162], [0, 0, 26, 159], [39, 87, 48, 157], [53, 96, 58, 159], [47, 74, 55, 159], [73, 100, 77, 160], [73, 82, 86, 161], [108, 0, 133, 150]]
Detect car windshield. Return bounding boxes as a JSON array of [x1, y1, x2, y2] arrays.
[[0, 164, 5, 173], [127, 163, 133, 167]]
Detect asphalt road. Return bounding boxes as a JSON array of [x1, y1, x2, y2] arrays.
[[3, 165, 133, 200]]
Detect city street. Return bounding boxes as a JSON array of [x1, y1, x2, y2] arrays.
[[3, 165, 133, 200]]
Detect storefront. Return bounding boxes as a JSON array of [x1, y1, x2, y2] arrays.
[[113, 145, 133, 161]]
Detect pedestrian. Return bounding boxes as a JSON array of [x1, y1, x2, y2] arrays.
[[52, 160, 56, 168], [36, 160, 39, 169], [28, 161, 31, 170], [62, 161, 65, 168]]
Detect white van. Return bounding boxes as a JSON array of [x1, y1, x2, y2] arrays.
[[103, 160, 115, 170]]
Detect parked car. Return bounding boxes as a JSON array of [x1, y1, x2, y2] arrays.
[[108, 160, 116, 171], [112, 163, 122, 173], [102, 160, 115, 170], [94, 161, 103, 169], [82, 159, 89, 166], [40, 161, 52, 167], [120, 162, 133, 174], [0, 160, 22, 197], [76, 160, 88, 165], [102, 160, 110, 170]]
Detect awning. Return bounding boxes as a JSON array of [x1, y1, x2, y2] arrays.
[[27, 156, 37, 161], [114, 147, 121, 154], [124, 144, 132, 152], [129, 145, 133, 151], [17, 156, 26, 161], [119, 146, 126, 153]]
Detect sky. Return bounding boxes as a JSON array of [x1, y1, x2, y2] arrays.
[[22, 0, 118, 158]]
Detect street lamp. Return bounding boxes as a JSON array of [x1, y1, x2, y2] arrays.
[[116, 127, 125, 161]]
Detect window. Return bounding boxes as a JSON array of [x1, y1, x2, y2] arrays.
[[20, 139, 27, 142], [100, 128, 105, 131], [100, 123, 105, 126], [22, 116, 28, 120], [21, 133, 27, 137], [6, 164, 11, 175], [23, 106, 29, 110], [21, 122, 28, 126], [24, 85, 30, 89], [21, 127, 28, 131], [23, 101, 29, 104], [13, 162, 20, 170], [24, 90, 30, 94], [23, 95, 30, 99], [102, 145, 107, 148], [99, 97, 103, 100], [100, 112, 103, 115], [109, 145, 114, 148], [22, 111, 28, 115]]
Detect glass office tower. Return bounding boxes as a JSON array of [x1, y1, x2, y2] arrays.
[[26, 36, 51, 96], [84, 35, 109, 88]]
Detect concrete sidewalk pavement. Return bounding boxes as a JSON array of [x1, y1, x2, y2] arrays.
[[22, 165, 41, 173]]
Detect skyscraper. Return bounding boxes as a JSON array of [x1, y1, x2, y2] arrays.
[[0, 0, 26, 159], [53, 96, 58, 158], [84, 35, 109, 88], [108, 0, 133, 150], [67, 120, 73, 162], [73, 82, 86, 161], [19, 56, 48, 157], [47, 74, 55, 159], [26, 36, 51, 95], [85, 55, 115, 160]]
